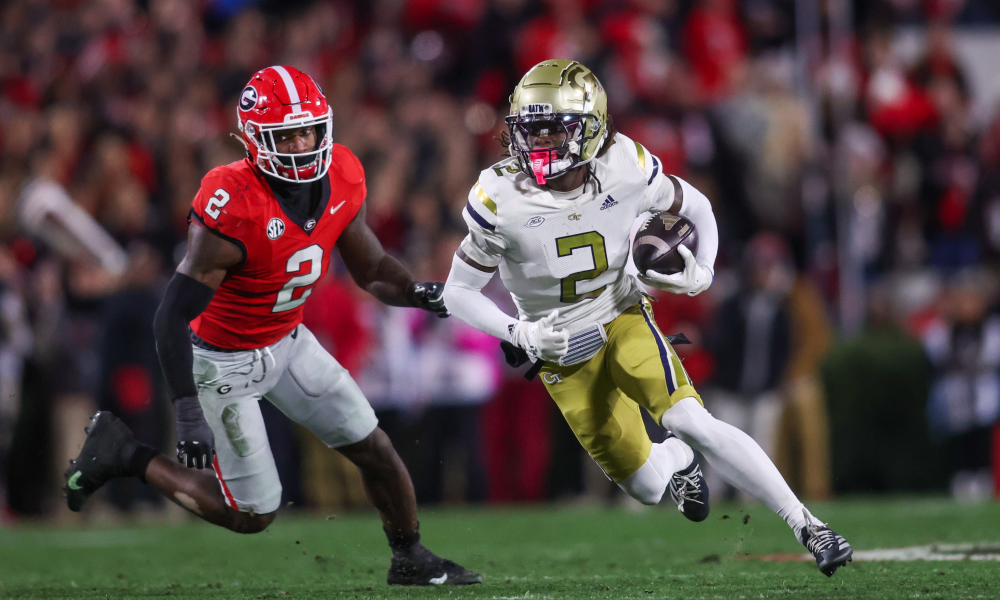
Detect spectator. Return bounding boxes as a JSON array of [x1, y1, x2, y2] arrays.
[[922, 269, 1000, 501], [0, 246, 32, 519], [704, 232, 793, 500]]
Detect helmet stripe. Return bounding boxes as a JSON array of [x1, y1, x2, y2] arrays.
[[271, 66, 302, 114]]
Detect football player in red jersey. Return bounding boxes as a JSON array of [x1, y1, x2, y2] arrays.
[[63, 66, 482, 586]]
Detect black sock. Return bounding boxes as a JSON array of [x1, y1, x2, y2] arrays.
[[123, 442, 160, 484], [386, 525, 421, 553]]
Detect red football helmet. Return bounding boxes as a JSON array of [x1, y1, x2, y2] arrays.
[[237, 66, 333, 183]]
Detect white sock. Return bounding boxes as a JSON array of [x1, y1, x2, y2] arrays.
[[657, 436, 695, 476], [662, 397, 817, 539], [777, 501, 825, 541], [617, 437, 694, 505]]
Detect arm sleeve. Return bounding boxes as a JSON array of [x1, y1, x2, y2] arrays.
[[153, 273, 216, 401], [443, 254, 518, 341], [674, 176, 719, 272]]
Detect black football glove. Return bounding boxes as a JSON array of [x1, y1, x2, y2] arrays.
[[407, 281, 449, 318], [174, 395, 216, 469]]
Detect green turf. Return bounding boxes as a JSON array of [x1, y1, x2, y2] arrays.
[[1, 498, 999, 599]]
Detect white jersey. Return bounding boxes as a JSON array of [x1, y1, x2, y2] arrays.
[[460, 133, 689, 331]]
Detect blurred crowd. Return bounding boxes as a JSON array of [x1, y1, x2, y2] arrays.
[[2, 0, 1000, 520]]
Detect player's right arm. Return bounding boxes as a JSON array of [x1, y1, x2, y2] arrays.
[[153, 211, 244, 470], [443, 176, 567, 362]]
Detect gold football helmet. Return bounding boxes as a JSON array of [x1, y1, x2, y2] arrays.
[[507, 59, 609, 185]]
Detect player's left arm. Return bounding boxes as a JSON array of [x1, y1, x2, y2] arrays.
[[664, 175, 718, 271], [336, 202, 448, 316], [642, 158, 719, 295]]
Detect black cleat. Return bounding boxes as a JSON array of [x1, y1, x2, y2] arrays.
[[668, 455, 710, 522], [387, 544, 483, 586], [63, 412, 138, 512], [799, 509, 853, 576]]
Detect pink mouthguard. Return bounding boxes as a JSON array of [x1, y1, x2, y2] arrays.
[[529, 150, 551, 185]]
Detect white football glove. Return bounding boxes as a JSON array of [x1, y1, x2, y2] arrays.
[[639, 245, 713, 296], [507, 310, 568, 363]]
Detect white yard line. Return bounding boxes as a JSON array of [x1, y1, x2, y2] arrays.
[[749, 542, 1000, 562]]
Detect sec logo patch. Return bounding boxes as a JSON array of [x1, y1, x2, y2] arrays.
[[267, 218, 285, 240]]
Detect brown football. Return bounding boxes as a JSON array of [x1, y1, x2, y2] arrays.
[[632, 212, 698, 276]]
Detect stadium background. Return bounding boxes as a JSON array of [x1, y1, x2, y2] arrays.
[[1, 0, 999, 525]]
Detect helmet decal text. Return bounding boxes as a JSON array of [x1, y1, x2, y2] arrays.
[[521, 103, 553, 116]]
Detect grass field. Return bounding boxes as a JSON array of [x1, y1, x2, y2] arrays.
[[1, 498, 999, 599]]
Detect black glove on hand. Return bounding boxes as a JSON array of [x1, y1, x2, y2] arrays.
[[174, 395, 216, 469], [407, 281, 449, 318]]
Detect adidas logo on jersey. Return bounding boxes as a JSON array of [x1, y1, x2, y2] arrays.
[[599, 195, 619, 210]]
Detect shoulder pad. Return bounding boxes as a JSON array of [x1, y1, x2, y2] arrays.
[[190, 163, 253, 237], [465, 173, 499, 232], [488, 156, 523, 179], [329, 144, 365, 185], [607, 133, 659, 184]]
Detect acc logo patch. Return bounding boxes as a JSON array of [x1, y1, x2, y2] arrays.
[[218, 384, 232, 395], [267, 217, 285, 240], [526, 216, 545, 228], [239, 86, 259, 111]]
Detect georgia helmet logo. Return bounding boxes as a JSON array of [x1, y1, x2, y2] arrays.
[[267, 217, 285, 240], [218, 384, 232, 394], [239, 86, 259, 111]]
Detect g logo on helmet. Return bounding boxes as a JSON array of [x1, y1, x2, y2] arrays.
[[267, 217, 285, 240], [239, 86, 259, 111]]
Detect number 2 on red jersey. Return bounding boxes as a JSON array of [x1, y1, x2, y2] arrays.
[[273, 245, 322, 313], [205, 189, 231, 219]]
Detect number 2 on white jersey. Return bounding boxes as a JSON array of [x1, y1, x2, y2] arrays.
[[273, 245, 323, 313], [205, 189, 230, 219], [556, 232, 609, 303]]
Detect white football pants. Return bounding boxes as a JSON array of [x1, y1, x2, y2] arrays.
[[192, 325, 378, 514]]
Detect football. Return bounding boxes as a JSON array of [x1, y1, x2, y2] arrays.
[[632, 212, 698, 276]]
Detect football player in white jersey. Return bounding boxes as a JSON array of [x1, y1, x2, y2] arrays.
[[443, 59, 853, 576]]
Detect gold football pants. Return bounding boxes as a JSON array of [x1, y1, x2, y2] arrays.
[[539, 299, 703, 483]]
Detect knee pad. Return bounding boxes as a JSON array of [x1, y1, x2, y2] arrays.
[[617, 457, 667, 505], [661, 397, 716, 450]]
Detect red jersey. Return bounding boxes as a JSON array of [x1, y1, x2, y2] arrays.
[[189, 144, 365, 349]]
